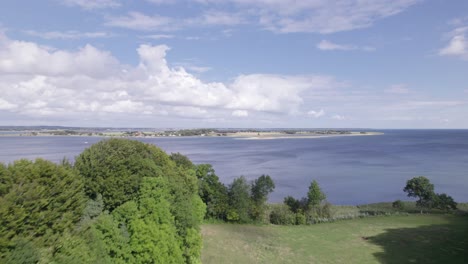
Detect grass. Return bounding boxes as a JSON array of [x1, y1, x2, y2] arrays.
[[202, 214, 468, 264]]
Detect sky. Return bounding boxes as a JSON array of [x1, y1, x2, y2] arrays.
[[0, 0, 467, 128]]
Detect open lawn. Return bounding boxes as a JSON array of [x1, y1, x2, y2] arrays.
[[202, 214, 468, 263]]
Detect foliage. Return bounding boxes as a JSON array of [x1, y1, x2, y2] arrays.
[[170, 152, 195, 170], [284, 196, 301, 213], [227, 176, 251, 223], [392, 200, 405, 210], [196, 164, 229, 220], [250, 174, 275, 221], [75, 138, 173, 211], [403, 176, 435, 212], [433, 193, 457, 211], [0, 159, 86, 258], [403, 176, 457, 213], [269, 204, 296, 225], [307, 180, 326, 209]]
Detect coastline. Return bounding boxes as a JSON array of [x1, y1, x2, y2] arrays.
[[231, 131, 384, 140]]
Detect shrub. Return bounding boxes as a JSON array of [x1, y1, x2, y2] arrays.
[[269, 205, 296, 225], [392, 200, 405, 210]]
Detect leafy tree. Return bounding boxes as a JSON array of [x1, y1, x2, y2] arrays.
[[170, 153, 195, 170], [128, 177, 184, 264], [228, 176, 251, 223], [250, 175, 275, 221], [403, 176, 435, 213], [433, 193, 457, 211], [284, 196, 301, 213], [0, 159, 85, 254], [75, 138, 174, 211], [75, 139, 205, 263], [196, 164, 228, 219], [307, 180, 326, 209]]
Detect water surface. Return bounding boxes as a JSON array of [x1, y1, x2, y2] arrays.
[[1, 129, 467, 204]]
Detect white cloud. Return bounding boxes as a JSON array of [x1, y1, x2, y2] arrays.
[[439, 34, 468, 60], [103, 0, 418, 34], [24, 30, 113, 40], [141, 34, 175, 39], [307, 109, 325, 118], [385, 84, 410, 94], [173, 62, 212, 73], [191, 10, 246, 26], [317, 40, 375, 51], [227, 74, 336, 113], [0, 98, 17, 110], [197, 0, 420, 33], [332, 114, 346, 120], [232, 110, 248, 117], [106, 10, 245, 32], [0, 35, 338, 123], [0, 39, 121, 78], [61, 0, 120, 9], [105, 12, 176, 31]]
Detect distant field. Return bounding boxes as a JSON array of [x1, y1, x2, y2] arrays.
[[202, 214, 468, 264]]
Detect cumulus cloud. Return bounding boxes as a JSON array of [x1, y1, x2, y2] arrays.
[[307, 109, 325, 118], [439, 34, 468, 60], [0, 34, 337, 123], [0, 39, 121, 78], [317, 40, 375, 51]]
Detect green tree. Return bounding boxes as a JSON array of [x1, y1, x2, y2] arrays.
[[196, 164, 228, 219], [307, 180, 326, 209], [75, 139, 205, 263], [250, 175, 275, 221], [170, 153, 195, 170], [0, 159, 85, 254], [403, 176, 435, 213], [284, 196, 301, 213], [433, 193, 457, 211], [75, 138, 173, 211], [228, 176, 251, 223]]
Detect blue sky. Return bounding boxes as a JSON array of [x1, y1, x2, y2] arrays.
[[0, 0, 467, 128]]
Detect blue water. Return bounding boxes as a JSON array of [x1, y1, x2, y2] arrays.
[[0, 130, 467, 205]]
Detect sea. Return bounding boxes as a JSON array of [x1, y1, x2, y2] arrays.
[[1, 129, 467, 205]]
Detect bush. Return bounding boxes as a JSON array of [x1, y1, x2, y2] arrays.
[[295, 212, 306, 225], [392, 200, 405, 210], [269, 205, 296, 225]]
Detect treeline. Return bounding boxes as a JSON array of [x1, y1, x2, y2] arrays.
[[188, 160, 459, 225], [0, 139, 205, 263], [179, 156, 332, 225]]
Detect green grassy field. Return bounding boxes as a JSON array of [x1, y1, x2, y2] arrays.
[[202, 214, 468, 263]]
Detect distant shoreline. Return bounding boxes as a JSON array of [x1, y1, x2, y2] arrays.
[[0, 131, 384, 139], [232, 131, 384, 140]]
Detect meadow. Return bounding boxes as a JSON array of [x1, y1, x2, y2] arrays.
[[202, 214, 468, 264]]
